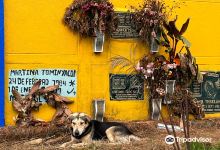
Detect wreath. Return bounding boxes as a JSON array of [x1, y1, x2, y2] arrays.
[[63, 0, 118, 37]]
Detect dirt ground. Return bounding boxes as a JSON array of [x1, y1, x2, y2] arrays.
[[0, 119, 220, 150]]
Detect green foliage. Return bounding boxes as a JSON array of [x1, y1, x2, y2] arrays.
[[181, 36, 191, 48], [189, 142, 220, 150]]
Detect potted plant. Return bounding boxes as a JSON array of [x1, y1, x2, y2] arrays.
[[132, 0, 168, 52], [136, 17, 204, 150], [63, 0, 118, 52]]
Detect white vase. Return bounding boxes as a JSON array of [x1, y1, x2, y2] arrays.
[[150, 36, 159, 53], [92, 99, 105, 122], [150, 28, 161, 53], [94, 29, 105, 53], [150, 98, 162, 120], [165, 80, 176, 94], [164, 80, 176, 104]]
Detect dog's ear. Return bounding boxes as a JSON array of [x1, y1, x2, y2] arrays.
[[78, 113, 91, 123], [68, 112, 79, 122], [68, 115, 75, 122], [83, 114, 91, 123]]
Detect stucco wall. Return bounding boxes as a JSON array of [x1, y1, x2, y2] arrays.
[[4, 0, 220, 125]]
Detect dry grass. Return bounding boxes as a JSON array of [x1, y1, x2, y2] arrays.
[[0, 119, 220, 150]]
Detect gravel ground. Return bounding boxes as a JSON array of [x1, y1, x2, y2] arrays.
[[0, 119, 220, 150]]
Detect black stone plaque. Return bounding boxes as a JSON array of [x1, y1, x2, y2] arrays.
[[110, 74, 144, 100], [111, 12, 139, 39], [191, 72, 220, 113]]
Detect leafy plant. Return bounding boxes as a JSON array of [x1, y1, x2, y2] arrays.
[[160, 16, 191, 61], [63, 0, 118, 37], [135, 17, 204, 150], [189, 142, 220, 150], [153, 17, 202, 87]]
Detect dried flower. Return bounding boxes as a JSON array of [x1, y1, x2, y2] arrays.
[[132, 0, 169, 46], [63, 0, 118, 36]]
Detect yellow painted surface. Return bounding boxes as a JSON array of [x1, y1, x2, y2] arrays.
[[4, 0, 220, 125]]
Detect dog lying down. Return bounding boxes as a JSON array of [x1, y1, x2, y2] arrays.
[[60, 112, 140, 148]]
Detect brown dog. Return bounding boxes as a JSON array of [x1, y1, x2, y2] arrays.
[[60, 112, 140, 148]]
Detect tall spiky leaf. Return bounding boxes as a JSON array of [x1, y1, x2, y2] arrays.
[[180, 18, 190, 35]]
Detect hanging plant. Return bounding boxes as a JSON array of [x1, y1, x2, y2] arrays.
[[132, 0, 168, 52], [63, 0, 118, 37]]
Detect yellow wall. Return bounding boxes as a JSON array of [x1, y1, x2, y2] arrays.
[[4, 0, 220, 125]]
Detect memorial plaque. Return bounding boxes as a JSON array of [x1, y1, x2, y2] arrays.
[[111, 12, 139, 39], [8, 69, 77, 102], [110, 74, 144, 100], [191, 72, 220, 113]]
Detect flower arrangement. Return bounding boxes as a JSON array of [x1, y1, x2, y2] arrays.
[[136, 17, 202, 88], [63, 0, 118, 37], [132, 0, 168, 52], [135, 17, 204, 122], [135, 18, 204, 150]]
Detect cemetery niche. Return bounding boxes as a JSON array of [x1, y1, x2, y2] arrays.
[[8, 69, 76, 126], [111, 12, 139, 39], [110, 74, 144, 100], [191, 72, 220, 113]]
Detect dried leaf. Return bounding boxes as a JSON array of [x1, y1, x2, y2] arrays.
[[12, 90, 22, 102], [12, 100, 22, 112], [52, 93, 73, 103], [31, 101, 41, 109], [168, 18, 180, 38], [62, 97, 74, 104], [64, 108, 72, 116], [110, 55, 135, 72], [29, 80, 41, 96], [52, 93, 62, 102], [46, 97, 56, 108], [52, 108, 64, 121], [40, 85, 59, 93], [180, 18, 190, 35]]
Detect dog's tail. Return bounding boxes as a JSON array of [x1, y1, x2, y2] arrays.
[[129, 135, 141, 141]]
